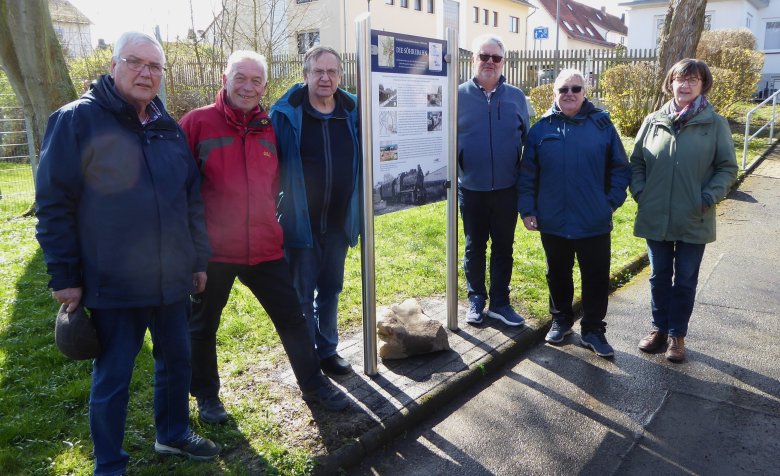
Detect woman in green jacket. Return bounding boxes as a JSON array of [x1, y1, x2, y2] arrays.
[[630, 58, 737, 362]]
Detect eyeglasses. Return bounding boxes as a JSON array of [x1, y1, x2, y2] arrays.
[[673, 77, 701, 86], [120, 57, 165, 76], [311, 68, 341, 79], [557, 85, 583, 94], [478, 53, 503, 63]]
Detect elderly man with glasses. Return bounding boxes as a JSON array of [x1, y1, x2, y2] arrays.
[[271, 46, 361, 376], [35, 31, 219, 475], [457, 34, 530, 327]]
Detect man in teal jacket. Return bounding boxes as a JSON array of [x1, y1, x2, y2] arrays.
[[270, 46, 361, 375]]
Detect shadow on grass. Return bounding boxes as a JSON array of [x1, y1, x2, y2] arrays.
[[0, 245, 268, 475]]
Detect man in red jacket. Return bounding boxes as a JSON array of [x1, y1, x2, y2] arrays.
[[179, 50, 349, 423]]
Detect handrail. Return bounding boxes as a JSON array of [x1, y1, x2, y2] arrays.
[[742, 90, 780, 170]]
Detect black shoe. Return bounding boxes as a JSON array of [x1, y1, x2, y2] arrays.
[[154, 430, 220, 461], [197, 396, 229, 424], [320, 354, 352, 375], [301, 381, 350, 411]]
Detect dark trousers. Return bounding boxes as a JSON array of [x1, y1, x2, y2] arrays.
[[646, 239, 706, 337], [540, 232, 612, 334], [90, 300, 191, 476], [188, 260, 325, 399], [458, 186, 519, 307]]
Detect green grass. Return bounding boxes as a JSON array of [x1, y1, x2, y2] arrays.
[[0, 103, 769, 474]]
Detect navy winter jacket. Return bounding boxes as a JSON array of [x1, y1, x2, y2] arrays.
[[517, 100, 630, 239], [35, 74, 211, 308], [270, 84, 361, 248], [457, 76, 529, 191]]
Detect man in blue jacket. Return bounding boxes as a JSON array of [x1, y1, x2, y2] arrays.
[[35, 31, 219, 475], [270, 46, 360, 376], [458, 34, 530, 327]]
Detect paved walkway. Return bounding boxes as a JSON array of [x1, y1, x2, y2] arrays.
[[281, 148, 780, 475]]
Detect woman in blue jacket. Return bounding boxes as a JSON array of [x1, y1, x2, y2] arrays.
[[518, 69, 630, 357]]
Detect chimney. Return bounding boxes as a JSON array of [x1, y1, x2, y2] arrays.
[[601, 6, 606, 15], [621, 13, 625, 24]]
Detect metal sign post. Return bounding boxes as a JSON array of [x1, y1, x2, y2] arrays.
[[446, 27, 459, 331], [356, 12, 378, 376]]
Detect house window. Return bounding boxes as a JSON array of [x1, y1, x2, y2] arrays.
[[484, 9, 489, 25], [746, 13, 753, 29], [427, 0, 434, 13], [704, 14, 712, 31], [493, 11, 498, 27], [473, 6, 479, 23], [654, 15, 665, 45], [400, 0, 408, 7], [414, 0, 421, 11], [765, 21, 780, 49], [386, 0, 394, 4], [297, 30, 320, 54], [510, 16, 519, 33]]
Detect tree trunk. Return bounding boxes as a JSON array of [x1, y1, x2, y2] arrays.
[[653, 0, 708, 110], [0, 0, 76, 178]]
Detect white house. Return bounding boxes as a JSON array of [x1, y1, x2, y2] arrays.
[[49, 0, 93, 58], [526, 0, 628, 51], [621, 0, 780, 96], [203, 0, 536, 56]]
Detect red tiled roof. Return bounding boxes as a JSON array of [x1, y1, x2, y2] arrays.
[[538, 0, 627, 47]]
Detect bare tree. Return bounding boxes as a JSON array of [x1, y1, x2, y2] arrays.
[[652, 0, 707, 109], [209, 0, 322, 62], [0, 0, 76, 170]]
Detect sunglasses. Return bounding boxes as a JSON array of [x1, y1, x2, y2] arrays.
[[478, 53, 503, 63], [557, 85, 583, 94]]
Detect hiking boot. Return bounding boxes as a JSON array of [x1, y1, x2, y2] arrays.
[[580, 331, 614, 358], [545, 319, 573, 344], [154, 430, 220, 461], [465, 295, 486, 325], [666, 336, 686, 362], [486, 304, 525, 327], [197, 397, 229, 424], [302, 381, 350, 411], [638, 330, 667, 353]]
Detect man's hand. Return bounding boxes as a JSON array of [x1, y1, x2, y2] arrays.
[[53, 287, 82, 313], [522, 215, 538, 232], [193, 272, 207, 294]]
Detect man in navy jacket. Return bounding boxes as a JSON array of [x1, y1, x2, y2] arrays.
[[457, 34, 530, 327], [35, 31, 218, 475]]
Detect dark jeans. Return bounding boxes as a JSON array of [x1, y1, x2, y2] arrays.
[[188, 260, 325, 400], [458, 186, 519, 307], [287, 231, 349, 360], [540, 233, 612, 334], [90, 300, 191, 476], [646, 239, 706, 337]]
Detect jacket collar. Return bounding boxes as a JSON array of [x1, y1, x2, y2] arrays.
[[88, 74, 175, 131], [284, 83, 356, 113], [541, 98, 599, 124], [215, 89, 269, 129]]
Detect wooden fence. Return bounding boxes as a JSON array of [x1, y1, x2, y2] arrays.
[[167, 48, 657, 109]]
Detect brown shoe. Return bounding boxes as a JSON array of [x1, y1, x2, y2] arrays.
[[665, 336, 686, 362], [638, 330, 667, 352]]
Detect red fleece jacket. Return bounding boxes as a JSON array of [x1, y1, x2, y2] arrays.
[[180, 90, 283, 265]]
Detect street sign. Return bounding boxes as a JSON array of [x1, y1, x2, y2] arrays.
[[534, 27, 549, 40]]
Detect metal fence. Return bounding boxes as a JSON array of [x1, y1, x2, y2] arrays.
[[0, 92, 35, 215]]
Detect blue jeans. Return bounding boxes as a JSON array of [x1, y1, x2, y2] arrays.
[[287, 231, 349, 360], [89, 300, 192, 476], [458, 186, 518, 307], [646, 239, 706, 337]]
